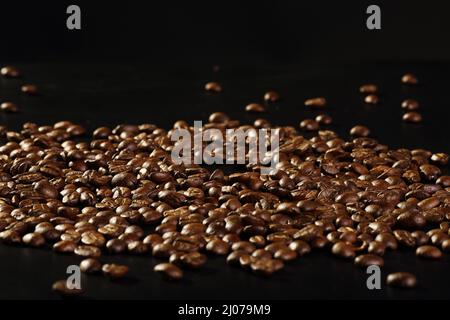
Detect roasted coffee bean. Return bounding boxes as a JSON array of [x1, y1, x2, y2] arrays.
[[1, 102, 19, 113], [106, 238, 127, 254], [111, 172, 138, 188], [315, 114, 333, 125], [393, 230, 415, 247], [205, 82, 222, 93], [152, 243, 175, 258], [305, 97, 326, 108], [431, 153, 449, 166], [1, 65, 21, 77], [264, 91, 280, 102], [53, 240, 77, 253], [401, 99, 420, 111], [231, 241, 256, 254], [403, 112, 422, 123], [442, 239, 450, 252], [250, 259, 284, 277], [208, 112, 229, 123], [364, 94, 379, 104], [180, 252, 207, 269], [0, 230, 21, 245], [102, 263, 129, 279], [359, 84, 378, 94], [74, 245, 101, 258], [206, 239, 229, 255], [331, 242, 355, 259], [416, 245, 442, 259], [411, 231, 429, 246], [154, 263, 183, 280], [245, 103, 266, 113], [288, 240, 311, 256], [273, 248, 297, 261], [350, 125, 370, 137], [81, 231, 105, 247], [21, 84, 39, 95], [401, 73, 418, 84], [375, 233, 398, 250], [300, 119, 319, 131], [387, 272, 417, 288], [80, 258, 102, 274], [354, 254, 384, 268], [52, 280, 83, 296], [368, 241, 386, 256], [22, 233, 45, 247]]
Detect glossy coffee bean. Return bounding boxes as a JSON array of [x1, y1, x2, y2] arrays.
[[80, 258, 102, 274], [416, 245, 442, 259], [102, 264, 129, 279], [154, 263, 183, 280], [387, 272, 417, 288]]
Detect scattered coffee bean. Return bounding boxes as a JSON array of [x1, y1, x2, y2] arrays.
[[245, 103, 266, 113], [431, 153, 449, 166], [80, 258, 102, 274], [332, 242, 355, 259], [205, 82, 222, 93], [403, 112, 422, 123], [264, 91, 280, 102], [52, 280, 83, 296], [416, 245, 442, 259], [102, 264, 129, 279], [364, 94, 379, 104], [300, 119, 319, 131], [1, 102, 19, 113], [402, 73, 418, 85], [387, 272, 417, 288], [401, 99, 420, 111], [1, 65, 20, 78], [350, 125, 370, 137], [305, 97, 326, 108], [359, 84, 378, 94], [315, 114, 333, 125], [354, 254, 384, 268], [21, 84, 39, 95], [154, 263, 183, 280]]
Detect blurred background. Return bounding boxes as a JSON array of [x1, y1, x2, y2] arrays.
[[1, 0, 449, 63]]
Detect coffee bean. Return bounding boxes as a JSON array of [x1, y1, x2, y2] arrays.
[[111, 172, 138, 188], [359, 84, 378, 94], [205, 82, 222, 93], [368, 241, 386, 256], [0, 230, 21, 245], [264, 91, 280, 102], [53, 240, 77, 253], [402, 73, 418, 85], [1, 102, 19, 113], [431, 153, 449, 166], [401, 99, 419, 111], [288, 240, 311, 256], [393, 230, 415, 247], [273, 248, 297, 261], [305, 97, 326, 108], [74, 245, 101, 258], [416, 245, 442, 259], [208, 112, 229, 123], [315, 114, 333, 125], [180, 252, 207, 269], [354, 254, 384, 268], [106, 238, 127, 254], [1, 66, 20, 78], [442, 239, 450, 252], [300, 119, 319, 131], [331, 242, 355, 259], [250, 259, 284, 277], [52, 280, 83, 296], [245, 103, 266, 113], [403, 112, 422, 123], [350, 125, 370, 137], [364, 94, 379, 104], [206, 239, 229, 255], [387, 272, 417, 288], [411, 231, 429, 246], [80, 258, 102, 274], [154, 263, 183, 280], [22, 233, 45, 247], [102, 263, 129, 279], [21, 84, 39, 96], [231, 241, 256, 254]]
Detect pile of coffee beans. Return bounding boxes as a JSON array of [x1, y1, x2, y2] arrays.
[[0, 65, 449, 297]]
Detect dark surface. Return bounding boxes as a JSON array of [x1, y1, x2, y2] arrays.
[[0, 59, 449, 300]]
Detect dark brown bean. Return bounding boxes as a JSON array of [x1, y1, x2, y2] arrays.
[[22, 233, 45, 247], [359, 84, 378, 94], [305, 97, 326, 108], [416, 245, 442, 259], [264, 91, 280, 102], [300, 119, 319, 131], [205, 82, 222, 93], [315, 114, 333, 125], [403, 112, 422, 123], [1, 102, 19, 113], [245, 103, 266, 113], [21, 84, 39, 95], [80, 258, 102, 274], [387, 272, 417, 288], [350, 125, 370, 137], [354, 254, 384, 268], [1, 66, 20, 78], [52, 280, 83, 296], [364, 94, 379, 104], [102, 263, 129, 279], [401, 73, 418, 85], [401, 99, 419, 111], [154, 263, 183, 280], [331, 242, 355, 259]]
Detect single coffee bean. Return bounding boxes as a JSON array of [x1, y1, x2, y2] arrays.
[[403, 112, 422, 123], [80, 258, 102, 274], [442, 239, 450, 252], [106, 238, 127, 254], [411, 231, 429, 246], [208, 112, 229, 123], [21, 84, 39, 95], [52, 280, 83, 296], [416, 245, 442, 259], [364, 94, 379, 104], [401, 99, 419, 111], [368, 241, 386, 256], [250, 259, 284, 277], [402, 73, 418, 84], [393, 230, 415, 247], [273, 248, 297, 261], [205, 82, 222, 93], [431, 153, 449, 166], [53, 240, 77, 253], [300, 119, 319, 131], [22, 233, 45, 247], [154, 263, 183, 280], [350, 125, 370, 137], [180, 252, 207, 269], [0, 230, 22, 245], [102, 263, 129, 279], [315, 114, 333, 125], [1, 102, 19, 113], [331, 241, 355, 259], [354, 254, 384, 268], [288, 240, 311, 256], [375, 233, 398, 250], [387, 272, 417, 288], [231, 241, 256, 254], [264, 91, 280, 102], [245, 103, 266, 113], [359, 84, 378, 94], [305, 97, 326, 108], [206, 239, 229, 255], [74, 245, 101, 258], [1, 66, 20, 78]]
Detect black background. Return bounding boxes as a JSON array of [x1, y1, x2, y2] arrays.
[[0, 0, 449, 300]]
